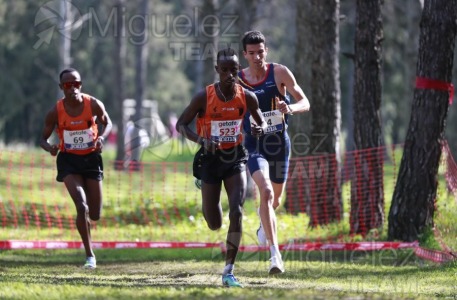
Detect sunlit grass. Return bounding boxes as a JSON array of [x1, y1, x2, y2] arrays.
[[0, 248, 456, 299], [1, 144, 456, 299], [0, 144, 456, 253]]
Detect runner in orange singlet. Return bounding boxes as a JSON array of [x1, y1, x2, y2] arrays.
[[176, 48, 266, 288], [40, 68, 112, 269]]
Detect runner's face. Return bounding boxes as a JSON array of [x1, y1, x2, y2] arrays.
[[243, 43, 267, 69], [216, 57, 239, 87], [60, 71, 82, 101]]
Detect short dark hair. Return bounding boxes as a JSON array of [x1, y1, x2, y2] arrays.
[[242, 31, 266, 51], [216, 48, 237, 63], [59, 68, 79, 81]]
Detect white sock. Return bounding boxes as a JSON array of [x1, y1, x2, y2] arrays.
[[223, 264, 234, 275], [270, 245, 281, 258]]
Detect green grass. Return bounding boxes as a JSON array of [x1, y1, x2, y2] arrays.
[[0, 248, 456, 299], [0, 143, 456, 299], [1, 142, 456, 247]]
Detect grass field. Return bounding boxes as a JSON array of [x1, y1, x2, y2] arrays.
[[0, 248, 456, 299], [1, 142, 456, 299]]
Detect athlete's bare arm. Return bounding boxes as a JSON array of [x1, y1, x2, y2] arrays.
[[91, 97, 113, 152], [245, 89, 267, 136], [40, 106, 59, 155], [176, 90, 206, 144], [274, 63, 310, 114]]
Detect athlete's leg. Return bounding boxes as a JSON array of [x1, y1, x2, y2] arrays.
[[251, 166, 277, 246], [271, 181, 286, 209], [201, 181, 223, 230], [63, 174, 94, 258], [82, 178, 102, 269], [223, 171, 247, 266], [270, 133, 290, 209], [251, 167, 284, 273], [84, 178, 103, 221]]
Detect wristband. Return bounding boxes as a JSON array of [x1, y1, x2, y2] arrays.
[[98, 136, 105, 144]]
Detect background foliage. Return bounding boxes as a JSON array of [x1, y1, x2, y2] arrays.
[[0, 0, 457, 154]]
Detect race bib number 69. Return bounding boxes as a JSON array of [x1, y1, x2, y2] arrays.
[[63, 129, 95, 150]]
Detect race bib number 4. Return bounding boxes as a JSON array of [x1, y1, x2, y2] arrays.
[[250, 110, 284, 134], [63, 129, 95, 150], [210, 119, 242, 143]]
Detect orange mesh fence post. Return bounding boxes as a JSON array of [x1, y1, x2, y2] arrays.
[[160, 162, 171, 225], [16, 151, 25, 228], [149, 162, 162, 226], [27, 153, 36, 229], [298, 158, 307, 214], [31, 203, 41, 229], [353, 150, 365, 235], [332, 155, 342, 225], [139, 162, 150, 226], [309, 157, 318, 227], [182, 162, 192, 219], [64, 202, 74, 231], [0, 201, 7, 228], [9, 200, 18, 229], [139, 161, 150, 225], [5, 151, 14, 228], [172, 162, 182, 221], [127, 165, 138, 224], [39, 154, 52, 229], [54, 204, 63, 231]]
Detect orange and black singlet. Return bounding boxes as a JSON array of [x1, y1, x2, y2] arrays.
[[196, 83, 247, 150], [56, 94, 98, 155]]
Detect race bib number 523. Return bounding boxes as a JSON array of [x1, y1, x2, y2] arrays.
[[210, 119, 242, 143]]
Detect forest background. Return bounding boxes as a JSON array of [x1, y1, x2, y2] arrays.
[[0, 0, 456, 158]]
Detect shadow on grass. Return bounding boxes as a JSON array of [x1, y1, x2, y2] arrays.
[[1, 248, 454, 273]]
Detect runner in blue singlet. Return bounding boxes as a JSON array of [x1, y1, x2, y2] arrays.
[[238, 30, 311, 275]]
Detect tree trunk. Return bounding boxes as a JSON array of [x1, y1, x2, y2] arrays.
[[284, 0, 312, 213], [127, 0, 150, 167], [383, 1, 422, 145], [134, 0, 149, 121], [58, 0, 72, 100], [290, 0, 312, 157], [114, 0, 127, 166], [235, 0, 260, 39], [350, 0, 385, 235], [388, 0, 457, 241], [305, 0, 342, 226], [195, 0, 219, 89]]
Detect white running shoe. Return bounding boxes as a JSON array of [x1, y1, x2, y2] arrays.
[[269, 256, 285, 275], [256, 223, 267, 246], [83, 256, 96, 269]]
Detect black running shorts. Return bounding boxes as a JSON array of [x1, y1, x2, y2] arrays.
[[56, 151, 104, 182], [193, 144, 248, 184]]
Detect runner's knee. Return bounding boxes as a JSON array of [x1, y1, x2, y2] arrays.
[[75, 202, 89, 217], [260, 185, 274, 205], [228, 205, 243, 223], [206, 219, 222, 231], [89, 211, 100, 221], [273, 197, 282, 209]]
